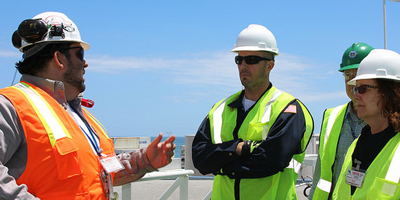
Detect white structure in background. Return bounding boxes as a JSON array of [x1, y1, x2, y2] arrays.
[[111, 137, 151, 154], [383, 0, 400, 49]]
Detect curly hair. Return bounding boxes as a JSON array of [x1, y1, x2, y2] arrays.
[[377, 79, 400, 132], [15, 42, 73, 75]]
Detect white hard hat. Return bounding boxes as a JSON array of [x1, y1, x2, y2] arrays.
[[231, 24, 279, 55], [348, 49, 400, 85], [12, 12, 90, 57]]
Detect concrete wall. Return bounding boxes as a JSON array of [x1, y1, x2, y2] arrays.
[[183, 135, 210, 176]]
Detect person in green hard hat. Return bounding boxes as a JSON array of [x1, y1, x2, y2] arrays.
[[308, 43, 374, 200]]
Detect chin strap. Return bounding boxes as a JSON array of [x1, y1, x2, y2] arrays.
[[81, 98, 94, 108]]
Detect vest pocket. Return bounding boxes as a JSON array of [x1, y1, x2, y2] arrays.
[[247, 122, 268, 140], [53, 137, 83, 180], [367, 177, 400, 199]]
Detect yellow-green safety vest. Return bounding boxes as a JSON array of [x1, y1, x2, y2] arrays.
[[209, 86, 313, 200], [313, 103, 348, 199], [332, 131, 400, 200]]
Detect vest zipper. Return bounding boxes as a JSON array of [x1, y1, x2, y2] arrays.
[[235, 178, 241, 200]]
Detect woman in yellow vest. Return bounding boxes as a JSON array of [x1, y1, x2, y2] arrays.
[[332, 49, 400, 199]]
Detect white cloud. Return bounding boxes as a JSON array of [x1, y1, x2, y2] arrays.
[[0, 49, 20, 58], [85, 51, 344, 103]]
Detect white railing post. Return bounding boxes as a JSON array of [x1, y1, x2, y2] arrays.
[[179, 175, 189, 200], [121, 183, 131, 200]]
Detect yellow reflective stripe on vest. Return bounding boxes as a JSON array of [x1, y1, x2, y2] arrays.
[[323, 105, 345, 150], [82, 107, 109, 137], [212, 98, 228, 144], [13, 82, 70, 146], [385, 142, 400, 183]]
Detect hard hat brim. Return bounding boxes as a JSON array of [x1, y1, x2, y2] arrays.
[[20, 40, 90, 53], [339, 64, 359, 72], [231, 46, 279, 55], [347, 74, 400, 85]]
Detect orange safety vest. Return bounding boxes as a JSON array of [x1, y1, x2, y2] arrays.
[[0, 82, 114, 200]]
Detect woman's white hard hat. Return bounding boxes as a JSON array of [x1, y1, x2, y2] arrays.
[[348, 49, 400, 85]]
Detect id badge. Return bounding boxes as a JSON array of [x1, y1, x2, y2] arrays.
[[99, 153, 125, 173], [346, 168, 366, 188]]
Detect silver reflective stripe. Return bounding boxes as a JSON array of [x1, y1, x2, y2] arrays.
[[260, 89, 284, 124], [286, 158, 301, 174], [213, 101, 227, 144], [385, 142, 400, 183], [317, 178, 332, 193], [323, 105, 345, 149], [260, 89, 284, 139], [15, 83, 68, 141]]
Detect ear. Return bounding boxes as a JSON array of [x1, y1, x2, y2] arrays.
[[53, 51, 66, 70], [267, 60, 274, 71]]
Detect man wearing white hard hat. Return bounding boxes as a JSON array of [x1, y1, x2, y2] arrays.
[[192, 24, 314, 199], [0, 12, 176, 199], [332, 49, 400, 199]]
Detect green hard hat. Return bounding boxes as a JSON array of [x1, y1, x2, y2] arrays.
[[339, 42, 374, 72]]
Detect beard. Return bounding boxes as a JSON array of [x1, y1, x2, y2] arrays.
[[63, 62, 86, 93]]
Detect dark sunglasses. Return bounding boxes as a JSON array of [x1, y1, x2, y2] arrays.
[[60, 46, 84, 61], [353, 84, 378, 94], [235, 55, 272, 65]]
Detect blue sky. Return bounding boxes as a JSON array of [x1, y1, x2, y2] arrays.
[[1, 0, 400, 138]]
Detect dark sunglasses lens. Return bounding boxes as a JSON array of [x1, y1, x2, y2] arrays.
[[75, 48, 84, 60], [235, 56, 242, 65], [354, 85, 367, 94], [359, 85, 367, 94], [79, 49, 84, 60], [245, 56, 259, 64]]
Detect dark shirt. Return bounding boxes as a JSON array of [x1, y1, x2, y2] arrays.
[[191, 85, 310, 179], [350, 125, 397, 194]]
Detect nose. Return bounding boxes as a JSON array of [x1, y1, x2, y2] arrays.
[[353, 90, 361, 100], [83, 59, 88, 68]]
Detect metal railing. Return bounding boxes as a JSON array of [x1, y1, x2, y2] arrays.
[[296, 154, 317, 198], [115, 169, 194, 200]]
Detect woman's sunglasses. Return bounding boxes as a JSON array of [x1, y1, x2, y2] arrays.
[[353, 84, 378, 94]]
